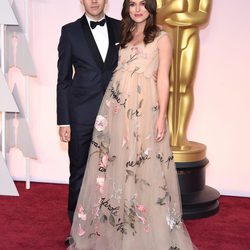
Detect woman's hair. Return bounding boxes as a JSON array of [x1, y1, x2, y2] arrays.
[[120, 0, 160, 48]]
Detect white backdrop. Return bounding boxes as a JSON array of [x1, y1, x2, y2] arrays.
[[2, 0, 250, 197]]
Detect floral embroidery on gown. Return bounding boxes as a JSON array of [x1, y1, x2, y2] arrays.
[[69, 31, 196, 250]]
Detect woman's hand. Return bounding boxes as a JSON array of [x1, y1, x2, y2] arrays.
[[155, 116, 166, 142]]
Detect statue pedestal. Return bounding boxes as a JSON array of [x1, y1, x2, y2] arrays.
[[173, 142, 220, 219]]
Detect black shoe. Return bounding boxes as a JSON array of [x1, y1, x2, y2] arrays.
[[64, 235, 74, 246]]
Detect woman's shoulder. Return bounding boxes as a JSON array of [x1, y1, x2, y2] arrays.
[[155, 30, 172, 50], [156, 29, 169, 40]]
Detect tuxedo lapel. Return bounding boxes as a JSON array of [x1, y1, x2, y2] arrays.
[[80, 15, 104, 69], [104, 16, 116, 69]]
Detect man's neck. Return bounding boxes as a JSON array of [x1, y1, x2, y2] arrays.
[[85, 12, 105, 21]]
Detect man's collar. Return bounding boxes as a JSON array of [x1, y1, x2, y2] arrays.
[[85, 14, 106, 25]]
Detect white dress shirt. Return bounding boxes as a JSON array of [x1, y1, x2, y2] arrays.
[[86, 15, 109, 62]]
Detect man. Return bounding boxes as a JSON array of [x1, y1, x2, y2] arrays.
[[57, 0, 120, 244]]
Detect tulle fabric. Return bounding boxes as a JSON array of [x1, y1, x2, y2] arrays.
[[69, 31, 196, 250]]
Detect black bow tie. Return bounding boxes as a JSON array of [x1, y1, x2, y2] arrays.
[[90, 19, 106, 29]]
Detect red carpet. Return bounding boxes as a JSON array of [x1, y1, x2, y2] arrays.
[[0, 182, 249, 250]]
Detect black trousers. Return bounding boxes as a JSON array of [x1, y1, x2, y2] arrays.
[[67, 124, 93, 224]]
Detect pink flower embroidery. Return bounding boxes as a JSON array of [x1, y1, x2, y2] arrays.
[[144, 148, 152, 156], [131, 46, 147, 59], [95, 115, 108, 132], [96, 176, 105, 194], [137, 215, 146, 224], [106, 99, 111, 107], [78, 224, 86, 236], [136, 204, 146, 212], [78, 206, 87, 221], [122, 136, 128, 148], [132, 46, 142, 55], [113, 104, 120, 114], [145, 224, 150, 232], [137, 213, 150, 232], [96, 176, 105, 186], [78, 205, 84, 213], [94, 205, 100, 218], [99, 154, 109, 168]]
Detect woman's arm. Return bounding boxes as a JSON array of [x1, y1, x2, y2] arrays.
[[155, 34, 173, 141]]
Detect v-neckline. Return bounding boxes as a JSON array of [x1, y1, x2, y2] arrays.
[[127, 41, 145, 48]]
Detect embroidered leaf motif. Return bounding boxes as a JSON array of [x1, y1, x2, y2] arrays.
[[137, 85, 141, 94], [169, 247, 180, 250], [88, 233, 95, 238], [131, 66, 140, 76], [138, 99, 143, 109], [156, 191, 169, 206], [128, 208, 136, 222], [88, 232, 100, 238], [100, 214, 108, 223], [116, 221, 127, 234], [141, 179, 150, 186], [127, 109, 132, 119], [109, 214, 116, 227], [152, 105, 158, 111], [125, 175, 128, 182], [156, 197, 166, 206], [133, 132, 138, 139], [109, 156, 116, 162], [89, 150, 99, 157], [135, 175, 139, 184], [100, 142, 109, 154], [159, 185, 168, 191], [126, 170, 134, 176]]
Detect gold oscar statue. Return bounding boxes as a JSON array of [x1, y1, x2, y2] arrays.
[[157, 0, 212, 162]]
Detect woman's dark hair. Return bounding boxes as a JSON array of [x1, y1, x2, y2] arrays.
[[120, 0, 160, 48]]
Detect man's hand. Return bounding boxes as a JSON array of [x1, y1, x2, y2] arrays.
[[59, 126, 71, 142]]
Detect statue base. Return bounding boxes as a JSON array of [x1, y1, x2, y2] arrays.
[[176, 159, 220, 219], [172, 142, 220, 219], [172, 141, 207, 162]]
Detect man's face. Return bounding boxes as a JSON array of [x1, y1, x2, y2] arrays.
[[80, 0, 107, 20]]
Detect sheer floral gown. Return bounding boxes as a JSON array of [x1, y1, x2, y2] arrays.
[[69, 31, 195, 250]]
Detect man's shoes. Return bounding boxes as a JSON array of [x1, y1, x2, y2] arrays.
[[64, 235, 74, 246]]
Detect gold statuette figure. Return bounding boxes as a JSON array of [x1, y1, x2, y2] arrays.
[[157, 0, 212, 162]]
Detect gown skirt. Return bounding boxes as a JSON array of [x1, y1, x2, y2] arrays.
[[69, 31, 196, 250]]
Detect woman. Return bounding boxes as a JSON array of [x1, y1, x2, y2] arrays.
[[69, 0, 195, 249]]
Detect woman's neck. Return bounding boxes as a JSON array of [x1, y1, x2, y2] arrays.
[[133, 21, 146, 35]]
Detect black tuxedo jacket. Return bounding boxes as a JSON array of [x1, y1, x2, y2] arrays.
[[57, 15, 120, 126]]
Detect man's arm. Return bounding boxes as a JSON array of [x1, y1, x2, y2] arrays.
[[57, 26, 73, 142], [57, 26, 73, 126]]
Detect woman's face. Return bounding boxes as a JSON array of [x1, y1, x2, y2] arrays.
[[129, 0, 150, 24]]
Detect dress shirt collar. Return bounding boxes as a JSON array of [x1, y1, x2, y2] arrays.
[[85, 14, 106, 28]]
